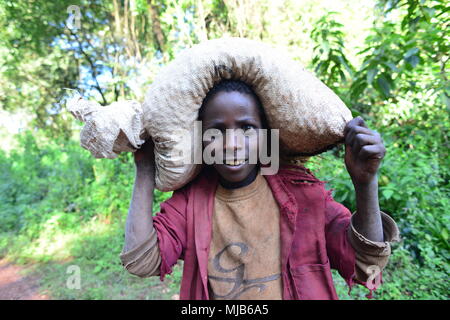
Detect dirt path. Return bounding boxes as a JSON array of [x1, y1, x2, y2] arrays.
[[0, 259, 49, 300]]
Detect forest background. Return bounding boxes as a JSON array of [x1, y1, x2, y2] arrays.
[[0, 0, 448, 299]]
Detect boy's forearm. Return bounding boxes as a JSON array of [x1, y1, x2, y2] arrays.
[[123, 163, 156, 252], [352, 177, 384, 242]]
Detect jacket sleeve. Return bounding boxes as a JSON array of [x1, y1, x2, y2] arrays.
[[119, 228, 161, 278], [347, 211, 400, 291], [152, 187, 189, 281], [324, 190, 356, 286]]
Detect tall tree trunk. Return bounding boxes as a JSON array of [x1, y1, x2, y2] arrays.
[[147, 0, 165, 54], [130, 0, 142, 61], [123, 0, 133, 58], [112, 0, 122, 36]]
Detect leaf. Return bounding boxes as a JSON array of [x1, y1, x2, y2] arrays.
[[382, 189, 394, 200], [321, 41, 330, 56], [406, 55, 420, 68], [93, 265, 102, 274], [404, 47, 419, 59], [441, 228, 449, 241], [376, 74, 392, 98], [422, 7, 435, 21], [439, 92, 450, 109], [385, 62, 399, 72], [367, 68, 378, 85], [337, 55, 353, 74], [338, 191, 349, 202], [338, 69, 346, 82], [351, 110, 361, 118], [350, 80, 367, 101]]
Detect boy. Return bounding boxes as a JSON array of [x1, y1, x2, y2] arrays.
[[120, 80, 399, 300]]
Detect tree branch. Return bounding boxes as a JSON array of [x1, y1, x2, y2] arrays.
[[64, 23, 108, 105]]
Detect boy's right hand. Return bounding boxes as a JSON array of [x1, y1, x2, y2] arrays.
[[133, 139, 155, 168]]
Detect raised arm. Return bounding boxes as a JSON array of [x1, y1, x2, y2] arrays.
[[121, 139, 189, 279], [123, 139, 156, 252], [344, 117, 386, 242]]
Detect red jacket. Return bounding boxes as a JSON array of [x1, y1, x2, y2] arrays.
[[153, 164, 357, 300]]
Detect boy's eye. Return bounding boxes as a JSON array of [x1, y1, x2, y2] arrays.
[[242, 124, 255, 131]]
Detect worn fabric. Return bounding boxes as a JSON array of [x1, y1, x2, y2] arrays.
[[208, 172, 283, 300], [68, 37, 353, 191], [119, 228, 161, 278], [347, 212, 400, 289], [67, 95, 147, 159], [120, 164, 400, 300]]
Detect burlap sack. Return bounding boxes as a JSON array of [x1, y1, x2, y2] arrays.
[[67, 95, 148, 158], [68, 37, 353, 191]]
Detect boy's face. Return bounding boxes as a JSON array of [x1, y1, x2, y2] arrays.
[[201, 91, 264, 186]]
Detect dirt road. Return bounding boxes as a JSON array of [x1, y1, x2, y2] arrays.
[[0, 259, 49, 300]]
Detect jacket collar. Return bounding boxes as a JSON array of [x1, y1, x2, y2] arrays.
[[191, 163, 318, 215]]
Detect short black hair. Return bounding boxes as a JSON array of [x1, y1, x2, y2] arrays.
[[199, 80, 268, 128]]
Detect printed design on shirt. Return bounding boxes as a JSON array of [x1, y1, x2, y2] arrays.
[[208, 242, 281, 299]]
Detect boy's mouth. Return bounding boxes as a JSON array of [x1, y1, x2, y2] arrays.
[[224, 158, 246, 165], [223, 159, 248, 168]]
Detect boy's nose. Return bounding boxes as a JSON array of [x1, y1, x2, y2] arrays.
[[224, 130, 244, 154]]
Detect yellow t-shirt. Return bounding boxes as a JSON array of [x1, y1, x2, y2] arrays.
[[207, 172, 283, 300]]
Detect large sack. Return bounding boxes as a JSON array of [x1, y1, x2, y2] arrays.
[[69, 37, 353, 191], [67, 95, 148, 158]]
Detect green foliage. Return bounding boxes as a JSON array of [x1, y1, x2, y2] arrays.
[[0, 132, 93, 234], [0, 130, 179, 299], [348, 0, 449, 114], [307, 0, 449, 300], [311, 12, 354, 94]]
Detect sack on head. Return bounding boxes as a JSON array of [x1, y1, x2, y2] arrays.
[[69, 37, 353, 191]]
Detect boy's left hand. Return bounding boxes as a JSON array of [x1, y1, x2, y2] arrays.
[[344, 116, 386, 185]]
